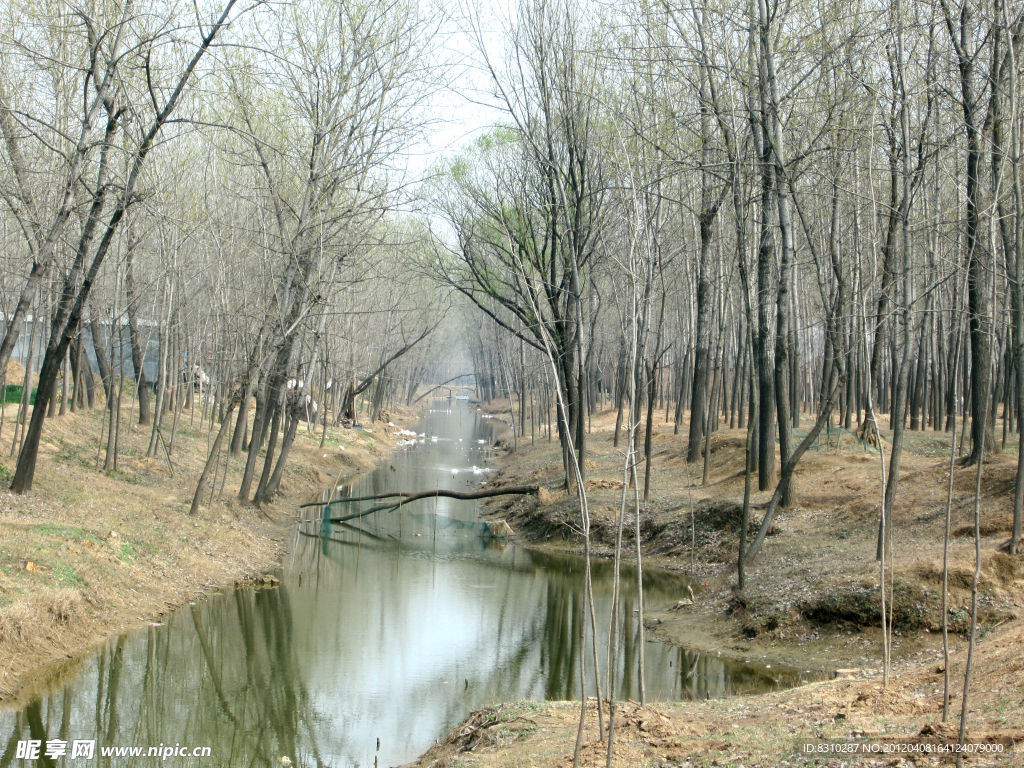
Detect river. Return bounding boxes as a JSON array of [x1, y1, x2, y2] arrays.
[[0, 400, 813, 767]]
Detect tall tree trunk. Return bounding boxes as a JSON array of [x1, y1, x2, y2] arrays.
[[89, 310, 111, 402], [643, 360, 656, 500], [686, 82, 721, 463], [253, 397, 283, 506], [755, 159, 776, 490], [876, 4, 916, 561], [868, 161, 902, 426], [190, 399, 237, 516], [759, 0, 796, 506], [264, 396, 303, 501], [943, 0, 994, 465], [992, 0, 1022, 551], [688, 224, 714, 464], [124, 230, 151, 425]]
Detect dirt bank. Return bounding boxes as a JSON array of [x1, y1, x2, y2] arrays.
[[0, 398, 408, 706], [479, 410, 1024, 673], [419, 408, 1024, 765], [403, 616, 1024, 766]]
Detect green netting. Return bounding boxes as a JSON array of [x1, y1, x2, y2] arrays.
[[3, 384, 37, 405]]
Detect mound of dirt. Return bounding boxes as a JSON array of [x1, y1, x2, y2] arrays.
[[638, 500, 763, 561], [797, 581, 938, 632]]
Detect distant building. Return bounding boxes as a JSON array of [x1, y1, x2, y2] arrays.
[[7, 316, 161, 385]]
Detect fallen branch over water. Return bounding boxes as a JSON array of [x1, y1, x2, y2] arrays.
[[299, 485, 540, 510]]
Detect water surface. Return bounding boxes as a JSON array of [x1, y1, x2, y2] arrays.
[[1, 401, 811, 767]]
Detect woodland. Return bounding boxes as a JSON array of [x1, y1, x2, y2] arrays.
[[0, 0, 1022, 764]]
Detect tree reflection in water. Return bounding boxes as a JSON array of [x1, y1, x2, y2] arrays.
[[1, 586, 325, 768], [0, 404, 817, 766]]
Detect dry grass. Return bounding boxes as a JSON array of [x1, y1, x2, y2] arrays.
[[404, 618, 1024, 767]]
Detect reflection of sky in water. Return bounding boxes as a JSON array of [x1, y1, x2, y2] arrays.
[[0, 400, 816, 768]]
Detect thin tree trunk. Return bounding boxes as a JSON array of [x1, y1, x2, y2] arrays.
[[124, 229, 151, 425], [191, 400, 237, 516]]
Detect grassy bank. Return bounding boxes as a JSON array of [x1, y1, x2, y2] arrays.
[[0, 398, 402, 705]]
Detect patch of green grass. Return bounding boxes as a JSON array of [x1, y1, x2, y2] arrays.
[[33, 525, 102, 543], [0, 463, 11, 483], [51, 560, 85, 587], [103, 468, 145, 485], [111, 377, 140, 398], [119, 542, 135, 562]]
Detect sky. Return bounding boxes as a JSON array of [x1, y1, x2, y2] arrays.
[[398, 0, 513, 186]]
